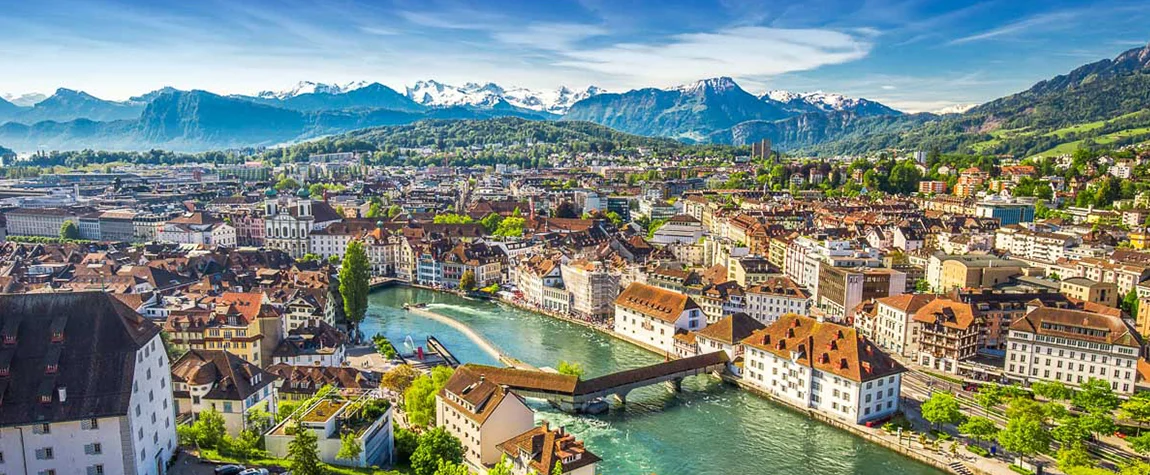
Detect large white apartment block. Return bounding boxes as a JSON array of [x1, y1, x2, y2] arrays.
[[0, 292, 178, 475], [614, 282, 706, 355], [741, 315, 905, 424], [561, 260, 620, 322], [994, 226, 1079, 263], [744, 277, 811, 325], [1005, 307, 1142, 395]]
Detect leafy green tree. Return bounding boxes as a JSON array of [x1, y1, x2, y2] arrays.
[[433, 214, 474, 224], [59, 220, 80, 240], [998, 414, 1051, 463], [488, 455, 513, 475], [958, 417, 999, 448], [193, 407, 226, 449], [394, 428, 419, 464], [177, 424, 200, 447], [404, 366, 455, 427], [275, 177, 300, 191], [557, 360, 584, 379], [922, 392, 964, 430], [914, 279, 931, 293], [308, 183, 327, 199], [1121, 392, 1150, 435], [339, 240, 370, 339], [287, 423, 324, 475], [1032, 380, 1074, 401], [459, 270, 477, 291], [973, 385, 1004, 412], [494, 217, 526, 237], [1130, 432, 1150, 454], [1074, 378, 1120, 414], [480, 213, 504, 234], [381, 364, 420, 399], [411, 427, 463, 475], [1052, 415, 1091, 448], [1123, 288, 1141, 316], [433, 461, 470, 475], [552, 460, 564, 475], [337, 432, 362, 461], [1058, 444, 1095, 472], [387, 205, 403, 218], [1079, 409, 1117, 439]]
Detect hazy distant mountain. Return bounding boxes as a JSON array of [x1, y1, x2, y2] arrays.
[[1, 93, 47, 107], [406, 80, 603, 114], [563, 77, 795, 141], [255, 81, 370, 100], [12, 88, 144, 123]]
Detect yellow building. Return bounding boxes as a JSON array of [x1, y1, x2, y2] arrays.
[[165, 292, 285, 367], [939, 258, 1025, 292], [1130, 231, 1150, 250], [1060, 278, 1119, 308]]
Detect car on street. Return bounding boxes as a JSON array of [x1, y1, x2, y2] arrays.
[[214, 466, 245, 475]]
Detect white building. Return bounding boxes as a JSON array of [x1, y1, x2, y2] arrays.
[[0, 292, 178, 475], [561, 260, 620, 322], [741, 315, 905, 424], [1005, 307, 1142, 395], [744, 277, 811, 325], [171, 349, 279, 436], [613, 282, 706, 354], [994, 226, 1079, 263], [157, 212, 237, 248], [870, 294, 938, 357]]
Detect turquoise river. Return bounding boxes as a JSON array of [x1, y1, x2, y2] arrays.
[[363, 286, 944, 475]]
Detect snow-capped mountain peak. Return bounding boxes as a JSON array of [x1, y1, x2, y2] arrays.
[[760, 89, 901, 115], [674, 77, 740, 94], [764, 90, 803, 103], [404, 80, 605, 114], [256, 81, 369, 99], [934, 103, 977, 115]]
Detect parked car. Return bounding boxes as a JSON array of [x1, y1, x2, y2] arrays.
[[214, 466, 245, 475], [238, 469, 270, 475]]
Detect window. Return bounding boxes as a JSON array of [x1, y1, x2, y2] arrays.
[[36, 447, 54, 460], [82, 418, 99, 430], [34, 423, 51, 434]]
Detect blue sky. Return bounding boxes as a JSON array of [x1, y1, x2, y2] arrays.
[[0, 0, 1148, 112]]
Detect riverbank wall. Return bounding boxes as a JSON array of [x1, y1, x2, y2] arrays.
[[406, 306, 536, 370]]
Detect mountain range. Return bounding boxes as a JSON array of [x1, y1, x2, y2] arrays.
[[2, 43, 1148, 155]]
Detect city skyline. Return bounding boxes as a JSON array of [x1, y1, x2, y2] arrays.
[[1, 0, 1148, 112]]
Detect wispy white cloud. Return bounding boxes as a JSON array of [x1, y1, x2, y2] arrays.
[[492, 23, 609, 52], [359, 26, 400, 36], [553, 26, 871, 88], [948, 11, 1076, 45]]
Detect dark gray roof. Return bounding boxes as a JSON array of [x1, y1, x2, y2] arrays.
[[0, 292, 160, 427]]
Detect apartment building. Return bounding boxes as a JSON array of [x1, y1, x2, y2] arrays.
[[560, 260, 620, 322], [0, 292, 177, 475], [157, 212, 237, 248], [816, 266, 906, 320], [743, 276, 811, 325], [912, 299, 980, 374], [3, 207, 89, 238], [163, 292, 284, 367], [171, 349, 279, 435], [994, 226, 1079, 263], [436, 366, 535, 470], [741, 315, 905, 424], [1005, 307, 1142, 395], [614, 282, 706, 355], [870, 294, 938, 357], [1060, 278, 1119, 308], [497, 422, 600, 475]]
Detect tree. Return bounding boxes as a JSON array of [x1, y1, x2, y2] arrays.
[[339, 240, 370, 340], [973, 385, 1004, 412], [394, 428, 419, 464], [1032, 380, 1074, 401], [1121, 392, 1150, 435], [557, 360, 584, 379], [387, 205, 402, 218], [554, 201, 579, 218], [1052, 415, 1092, 448], [405, 366, 455, 427], [337, 432, 362, 462], [193, 407, 226, 449], [308, 183, 327, 199], [381, 364, 420, 398], [411, 426, 463, 475], [287, 423, 324, 475], [433, 214, 474, 224], [480, 213, 504, 234], [914, 279, 931, 293], [494, 217, 526, 237], [958, 417, 999, 448], [1130, 432, 1150, 454], [459, 270, 477, 291], [921, 392, 964, 430], [275, 177, 300, 191], [433, 461, 470, 475], [1074, 378, 1120, 414], [1123, 288, 1141, 316], [59, 220, 80, 240], [488, 456, 513, 475], [1057, 444, 1095, 472], [1079, 409, 1117, 439], [552, 460, 564, 475], [998, 414, 1051, 463]]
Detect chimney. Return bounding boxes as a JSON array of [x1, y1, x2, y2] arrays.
[[57, 386, 67, 403]]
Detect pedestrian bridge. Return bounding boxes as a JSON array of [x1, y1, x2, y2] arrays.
[[460, 351, 729, 413]]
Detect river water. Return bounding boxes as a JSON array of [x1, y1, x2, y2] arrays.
[[364, 286, 943, 475]]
